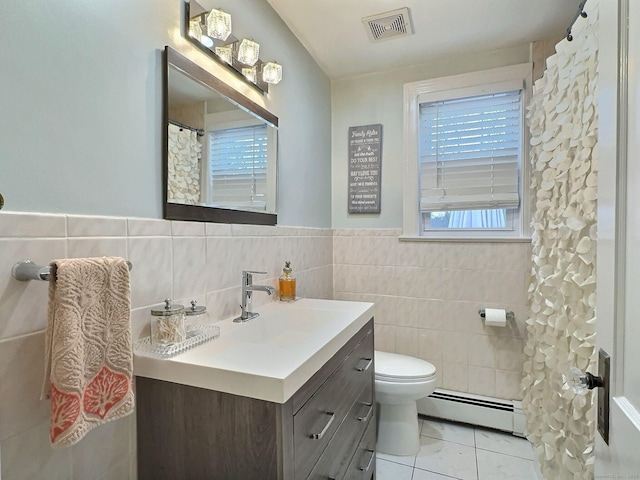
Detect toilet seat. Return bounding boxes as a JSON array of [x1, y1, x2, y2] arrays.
[[375, 351, 436, 382]]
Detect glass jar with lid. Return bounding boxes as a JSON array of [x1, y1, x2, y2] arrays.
[[150, 299, 185, 345], [184, 300, 209, 334]]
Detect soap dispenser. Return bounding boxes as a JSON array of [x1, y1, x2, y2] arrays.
[[279, 260, 296, 302]]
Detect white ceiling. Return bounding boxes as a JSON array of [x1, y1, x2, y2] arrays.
[[265, 0, 581, 79]]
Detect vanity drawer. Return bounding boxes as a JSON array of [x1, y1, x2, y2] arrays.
[[344, 416, 377, 480], [294, 331, 374, 479], [293, 323, 373, 414], [307, 382, 373, 480]]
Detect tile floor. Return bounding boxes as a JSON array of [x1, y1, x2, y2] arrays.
[[376, 417, 543, 480]]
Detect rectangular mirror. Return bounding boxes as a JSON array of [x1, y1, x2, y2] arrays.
[[163, 46, 278, 225]]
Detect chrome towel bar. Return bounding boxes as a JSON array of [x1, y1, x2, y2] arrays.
[[11, 259, 132, 282]]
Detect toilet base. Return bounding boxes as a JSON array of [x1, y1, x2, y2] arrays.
[[376, 400, 421, 456]]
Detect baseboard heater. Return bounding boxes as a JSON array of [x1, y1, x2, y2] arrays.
[[416, 389, 526, 437]]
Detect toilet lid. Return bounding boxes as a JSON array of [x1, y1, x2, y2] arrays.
[[374, 351, 436, 381]]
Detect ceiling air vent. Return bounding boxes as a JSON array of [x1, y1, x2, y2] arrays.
[[362, 7, 413, 42]]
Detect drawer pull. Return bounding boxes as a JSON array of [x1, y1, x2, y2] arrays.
[[358, 449, 375, 472], [355, 357, 373, 372], [357, 403, 373, 422], [310, 411, 335, 440]]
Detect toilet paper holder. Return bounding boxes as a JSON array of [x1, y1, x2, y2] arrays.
[[478, 309, 515, 321]]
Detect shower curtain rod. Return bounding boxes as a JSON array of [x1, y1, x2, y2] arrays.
[[169, 119, 204, 137], [566, 0, 588, 41]]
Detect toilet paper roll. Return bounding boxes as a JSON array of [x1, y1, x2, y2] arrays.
[[484, 308, 507, 327]]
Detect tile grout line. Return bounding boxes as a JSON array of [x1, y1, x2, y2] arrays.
[[472, 427, 480, 480], [377, 419, 536, 480]]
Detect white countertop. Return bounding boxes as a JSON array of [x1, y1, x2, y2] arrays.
[[133, 298, 375, 404]]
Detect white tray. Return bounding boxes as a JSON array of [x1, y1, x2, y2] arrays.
[[134, 324, 220, 359]]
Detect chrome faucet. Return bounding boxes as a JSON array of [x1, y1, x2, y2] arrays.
[[234, 270, 276, 322]]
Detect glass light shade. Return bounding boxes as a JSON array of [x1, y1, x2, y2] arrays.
[[237, 38, 260, 66], [206, 8, 232, 41], [242, 66, 257, 83], [262, 61, 283, 84], [215, 45, 233, 65], [188, 19, 203, 40]]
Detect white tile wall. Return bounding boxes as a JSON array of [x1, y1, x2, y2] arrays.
[[333, 228, 531, 401], [0, 212, 333, 479]]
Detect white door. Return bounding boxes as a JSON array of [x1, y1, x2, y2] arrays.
[[596, 0, 640, 475]]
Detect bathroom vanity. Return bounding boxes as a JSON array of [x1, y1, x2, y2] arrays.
[[135, 299, 376, 479]]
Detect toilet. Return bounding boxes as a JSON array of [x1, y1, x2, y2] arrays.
[[374, 350, 437, 456]]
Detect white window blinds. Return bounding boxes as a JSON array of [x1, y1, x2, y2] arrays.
[[209, 124, 268, 209], [418, 90, 522, 212]]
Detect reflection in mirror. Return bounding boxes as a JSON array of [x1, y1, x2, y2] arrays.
[[163, 46, 278, 225]]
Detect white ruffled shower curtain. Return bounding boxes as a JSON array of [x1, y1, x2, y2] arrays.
[[523, 2, 599, 479], [167, 123, 203, 204]]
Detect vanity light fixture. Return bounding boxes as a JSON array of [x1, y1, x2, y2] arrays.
[[262, 61, 283, 85], [184, 1, 282, 94], [215, 45, 233, 65], [237, 38, 260, 66], [206, 8, 232, 41]]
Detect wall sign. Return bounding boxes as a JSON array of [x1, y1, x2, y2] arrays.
[[348, 124, 382, 213]]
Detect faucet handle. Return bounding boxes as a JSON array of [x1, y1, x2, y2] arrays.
[[242, 270, 267, 285]]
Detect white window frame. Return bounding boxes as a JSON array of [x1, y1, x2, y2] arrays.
[[402, 63, 532, 240]]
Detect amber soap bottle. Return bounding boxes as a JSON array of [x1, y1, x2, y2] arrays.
[[279, 261, 296, 301]]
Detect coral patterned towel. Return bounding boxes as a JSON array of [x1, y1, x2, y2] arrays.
[[41, 257, 134, 448]]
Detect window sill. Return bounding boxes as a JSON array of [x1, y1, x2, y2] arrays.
[[398, 235, 532, 244]]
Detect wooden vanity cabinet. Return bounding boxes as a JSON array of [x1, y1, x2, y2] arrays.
[[136, 319, 376, 480]]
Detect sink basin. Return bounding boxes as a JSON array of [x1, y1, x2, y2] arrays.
[[226, 307, 348, 346], [134, 298, 375, 403]]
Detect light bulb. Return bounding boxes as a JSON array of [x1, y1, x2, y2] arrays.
[[242, 66, 257, 83], [200, 36, 214, 48], [262, 61, 283, 84], [215, 45, 233, 65], [206, 8, 232, 41], [188, 19, 203, 40], [237, 38, 260, 66]]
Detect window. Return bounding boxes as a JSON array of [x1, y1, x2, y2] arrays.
[[207, 124, 268, 210], [420, 90, 521, 230], [403, 64, 531, 239]]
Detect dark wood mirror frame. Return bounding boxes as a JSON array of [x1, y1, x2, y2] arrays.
[[163, 46, 278, 225]]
